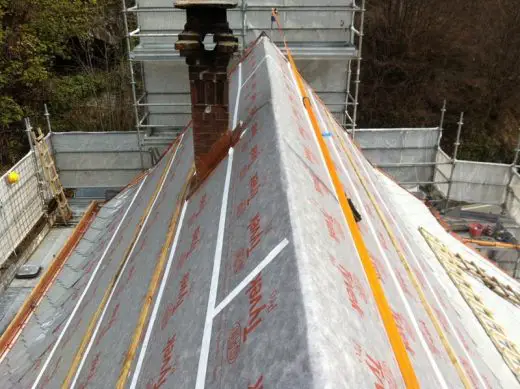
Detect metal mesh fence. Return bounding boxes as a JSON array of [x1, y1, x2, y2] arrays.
[[0, 151, 45, 264]]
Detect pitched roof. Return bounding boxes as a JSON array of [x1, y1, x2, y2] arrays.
[[1, 36, 519, 389]]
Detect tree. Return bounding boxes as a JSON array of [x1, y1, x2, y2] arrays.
[[360, 0, 520, 162], [0, 0, 134, 170], [0, 0, 97, 120]]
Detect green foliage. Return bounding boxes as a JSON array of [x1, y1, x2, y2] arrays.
[[47, 65, 134, 133], [361, 0, 520, 163], [0, 96, 23, 126], [49, 73, 108, 114], [0, 0, 99, 116], [0, 0, 132, 164]]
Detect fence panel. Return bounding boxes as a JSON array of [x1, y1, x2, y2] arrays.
[[0, 152, 45, 265]]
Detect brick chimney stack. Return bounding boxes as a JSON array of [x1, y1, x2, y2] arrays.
[[174, 0, 239, 179]]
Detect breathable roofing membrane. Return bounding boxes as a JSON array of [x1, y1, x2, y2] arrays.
[[1, 36, 519, 389]]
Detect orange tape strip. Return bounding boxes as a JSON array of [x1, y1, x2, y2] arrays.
[[273, 10, 419, 387], [62, 143, 183, 388], [0, 201, 99, 358], [116, 167, 193, 389]]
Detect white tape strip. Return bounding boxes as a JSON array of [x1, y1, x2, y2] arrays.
[[313, 92, 448, 388], [129, 200, 188, 389], [213, 238, 290, 318], [69, 140, 183, 388], [31, 175, 148, 388], [232, 62, 242, 129], [195, 148, 234, 389]]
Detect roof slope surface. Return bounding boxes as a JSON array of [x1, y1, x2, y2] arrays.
[[0, 36, 519, 388]]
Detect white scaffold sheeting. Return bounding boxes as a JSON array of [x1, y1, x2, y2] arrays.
[[354, 128, 440, 185], [134, 0, 356, 128], [434, 148, 452, 194], [507, 171, 520, 225], [449, 160, 509, 204], [434, 155, 511, 205]]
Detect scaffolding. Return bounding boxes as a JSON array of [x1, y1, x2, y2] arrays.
[[121, 0, 366, 147], [345, 0, 365, 137], [4, 108, 520, 279]]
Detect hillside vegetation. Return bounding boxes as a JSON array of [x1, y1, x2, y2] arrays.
[[0, 0, 132, 170], [1, 0, 519, 171], [360, 0, 520, 161]]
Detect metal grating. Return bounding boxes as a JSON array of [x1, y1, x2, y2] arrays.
[[0, 152, 45, 265]]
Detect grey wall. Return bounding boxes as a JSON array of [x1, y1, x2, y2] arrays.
[[50, 132, 152, 189]]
